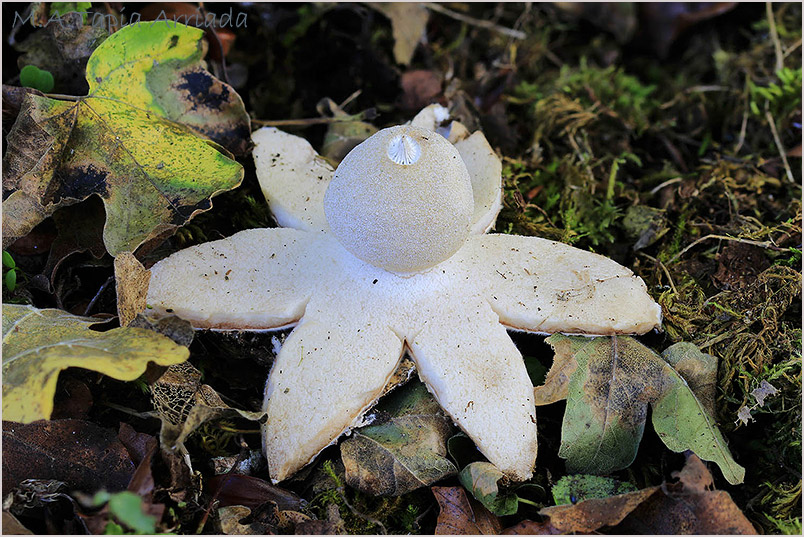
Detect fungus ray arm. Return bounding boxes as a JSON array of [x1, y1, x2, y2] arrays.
[[410, 105, 503, 234], [252, 127, 332, 232], [458, 234, 663, 336], [407, 298, 537, 481], [261, 296, 404, 483], [147, 228, 331, 329]]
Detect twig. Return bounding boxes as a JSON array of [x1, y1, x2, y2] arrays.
[[649, 177, 683, 195], [638, 252, 677, 295], [666, 234, 785, 266], [766, 2, 784, 72], [765, 108, 795, 182], [734, 78, 750, 154], [783, 38, 802, 59], [251, 113, 373, 127], [426, 3, 527, 40], [84, 276, 115, 316]]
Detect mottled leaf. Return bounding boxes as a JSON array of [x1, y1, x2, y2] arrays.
[[661, 342, 718, 415], [459, 462, 518, 516], [432, 486, 501, 535], [341, 382, 457, 496], [2, 22, 244, 255], [541, 335, 745, 484], [551, 475, 637, 506], [2, 304, 189, 423]]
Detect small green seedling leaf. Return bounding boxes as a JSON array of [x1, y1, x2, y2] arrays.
[[19, 65, 55, 93], [5, 269, 17, 291], [3, 251, 16, 269]]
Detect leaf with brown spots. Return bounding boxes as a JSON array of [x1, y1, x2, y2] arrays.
[[536, 335, 745, 484], [341, 382, 456, 496], [2, 22, 244, 255]]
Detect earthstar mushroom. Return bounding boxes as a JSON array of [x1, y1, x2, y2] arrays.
[[146, 106, 662, 483]]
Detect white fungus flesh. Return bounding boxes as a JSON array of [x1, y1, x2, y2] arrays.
[[262, 293, 405, 483], [324, 125, 474, 273], [252, 128, 333, 232], [407, 299, 538, 480]]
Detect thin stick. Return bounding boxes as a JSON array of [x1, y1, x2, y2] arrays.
[[426, 3, 527, 40], [667, 234, 785, 266], [84, 276, 115, 316], [765, 108, 795, 182], [638, 252, 677, 295], [649, 177, 682, 195], [252, 114, 368, 127], [766, 2, 784, 72]]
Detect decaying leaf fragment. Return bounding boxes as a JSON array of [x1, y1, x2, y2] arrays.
[[114, 253, 150, 327], [535, 334, 745, 484], [151, 361, 264, 455], [2, 304, 189, 423], [341, 382, 456, 496], [2, 22, 245, 255]]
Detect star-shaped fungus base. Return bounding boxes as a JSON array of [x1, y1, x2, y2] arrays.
[[147, 105, 662, 483]]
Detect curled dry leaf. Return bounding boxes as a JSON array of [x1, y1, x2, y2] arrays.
[[432, 486, 501, 535], [114, 252, 150, 327], [458, 462, 518, 516], [341, 382, 456, 497], [2, 22, 245, 255], [535, 334, 745, 484], [2, 304, 189, 423]]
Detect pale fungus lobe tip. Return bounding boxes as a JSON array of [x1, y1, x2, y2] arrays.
[[324, 125, 474, 273], [386, 133, 422, 165]]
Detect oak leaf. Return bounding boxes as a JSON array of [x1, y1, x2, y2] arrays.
[[2, 22, 246, 255], [2, 304, 189, 423]]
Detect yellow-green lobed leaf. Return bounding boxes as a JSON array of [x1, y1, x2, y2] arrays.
[[2, 304, 189, 423], [2, 22, 245, 255]]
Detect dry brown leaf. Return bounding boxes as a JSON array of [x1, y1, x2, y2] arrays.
[[400, 70, 444, 111], [432, 486, 501, 535], [539, 486, 661, 533], [538, 455, 756, 534], [2, 419, 135, 493], [115, 252, 150, 327], [369, 3, 430, 65]]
